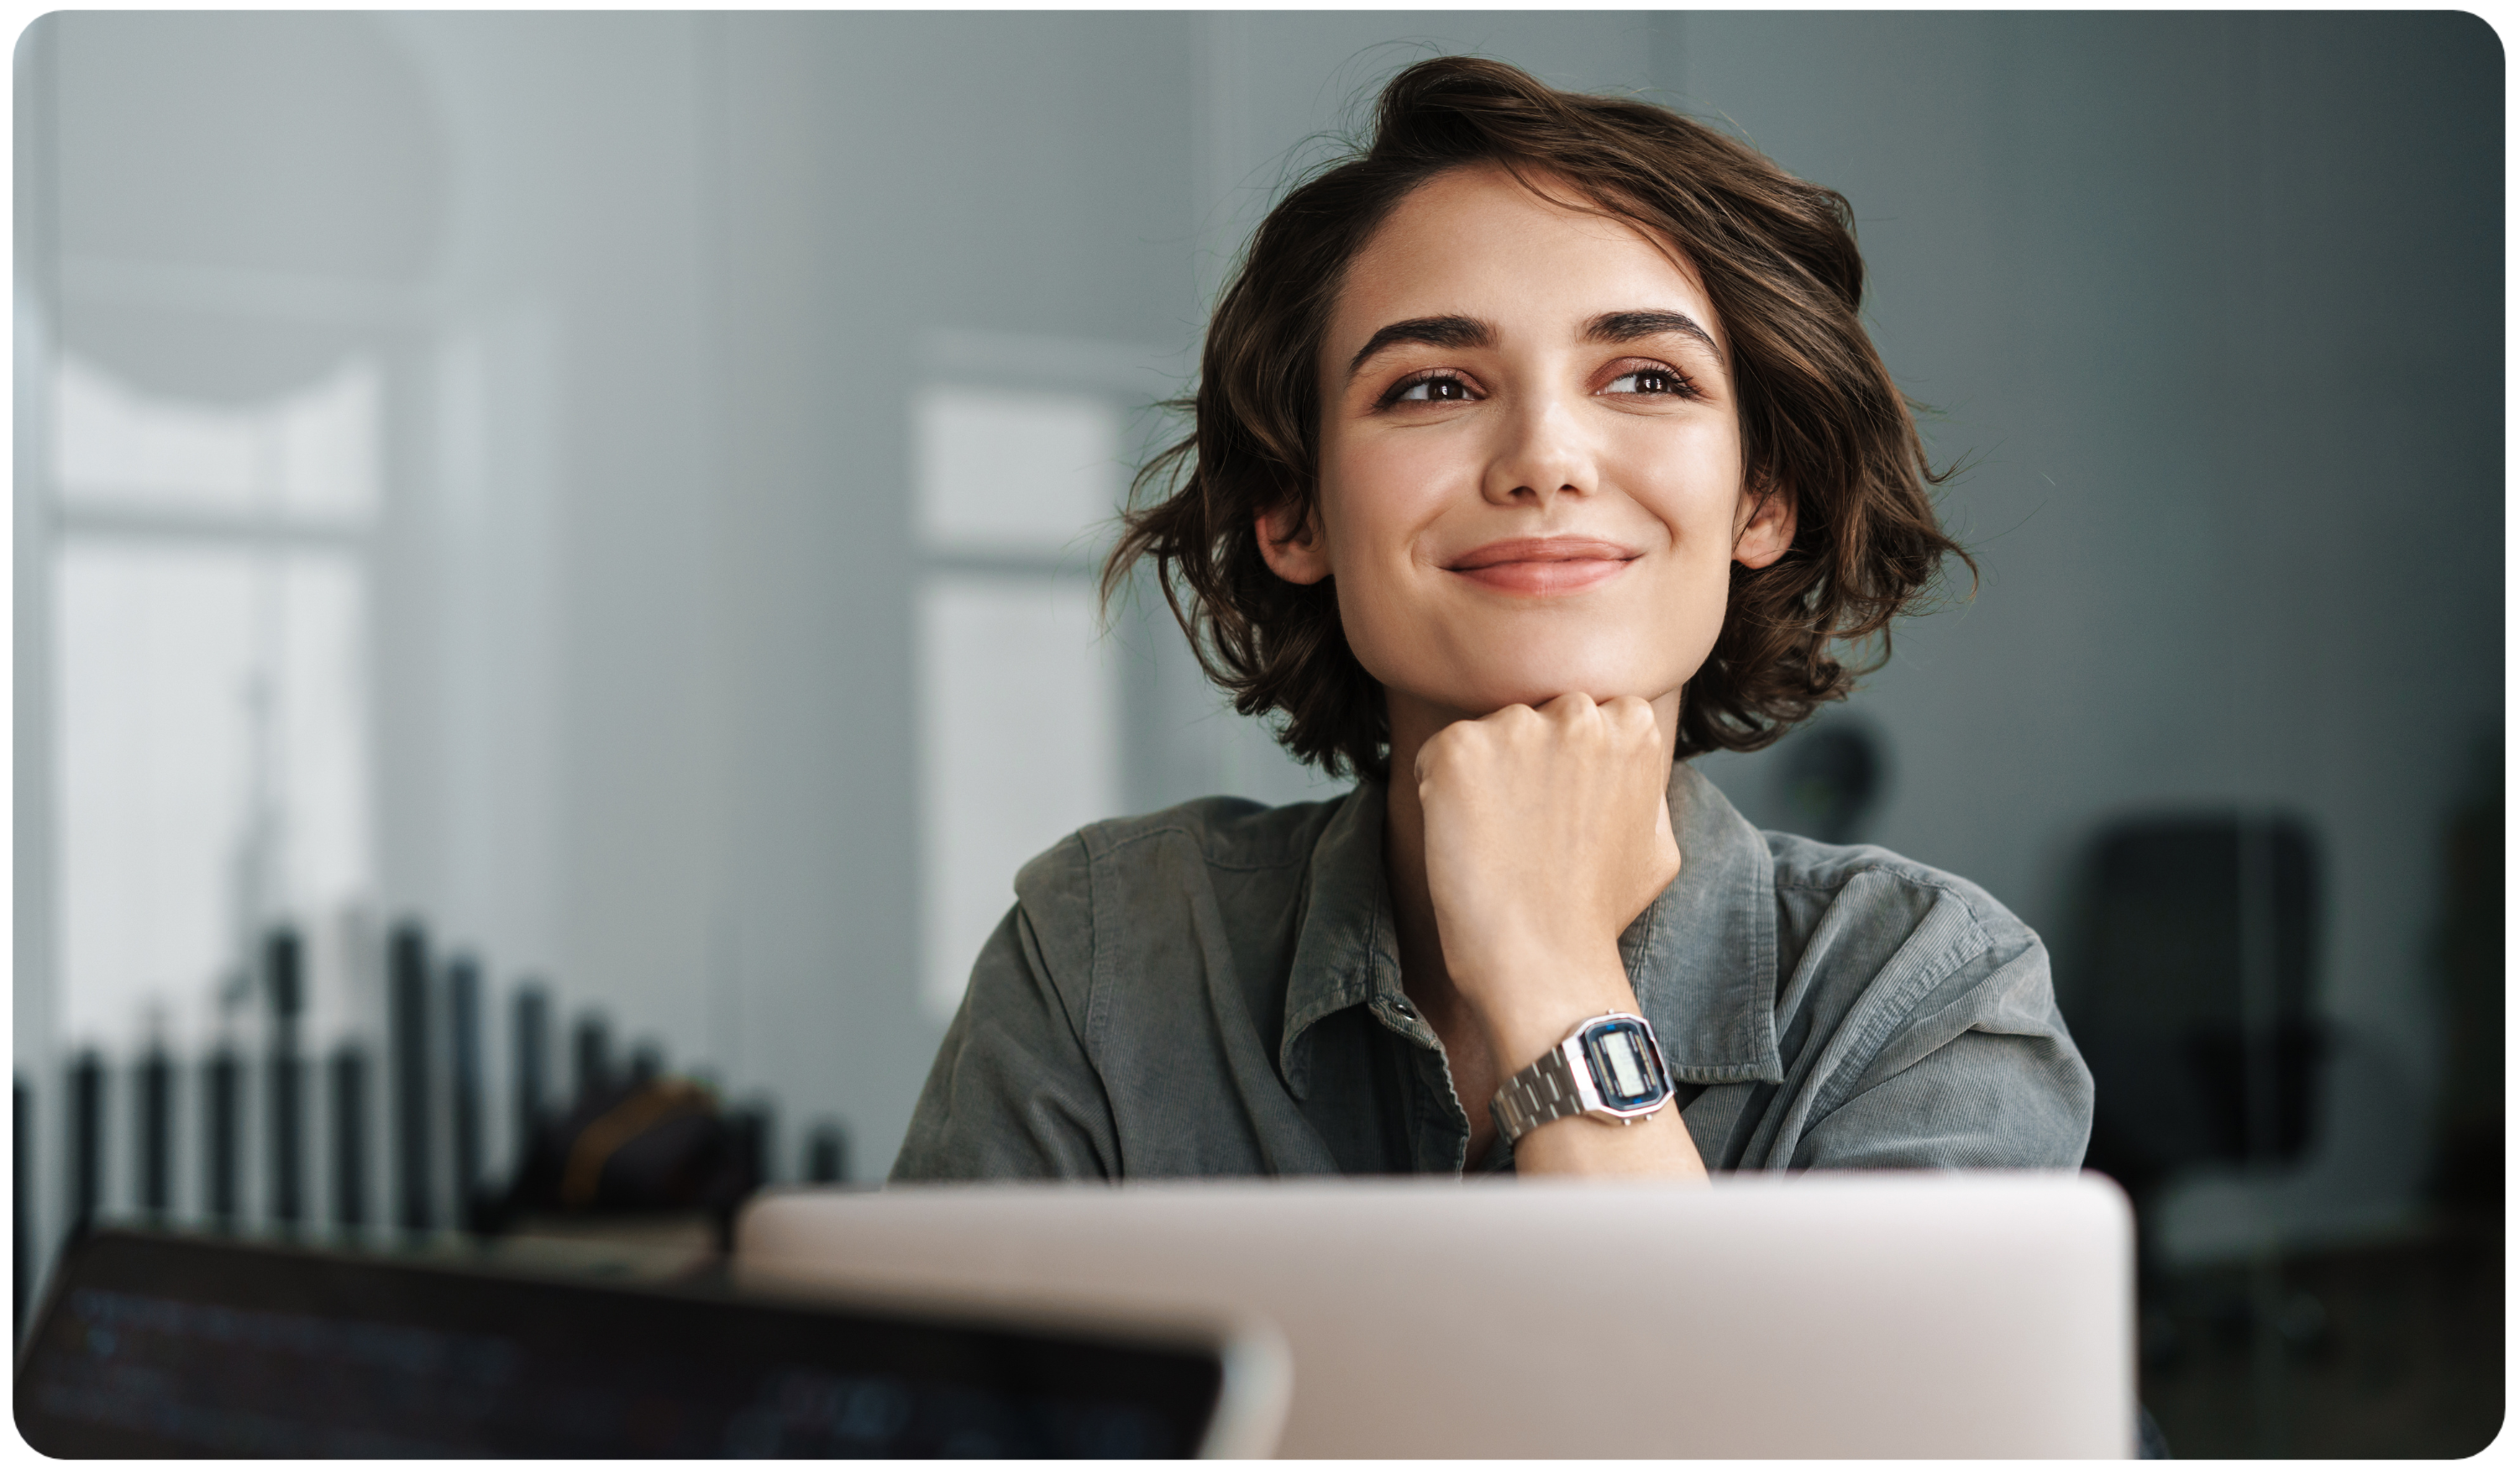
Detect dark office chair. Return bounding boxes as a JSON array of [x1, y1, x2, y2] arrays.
[[2067, 813, 2325, 1194], [2063, 813, 2328, 1376]]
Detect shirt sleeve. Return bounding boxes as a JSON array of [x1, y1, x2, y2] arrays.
[[889, 887, 1121, 1183], [1788, 921, 2095, 1170]]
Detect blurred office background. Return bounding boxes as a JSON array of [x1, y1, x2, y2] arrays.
[[13, 12, 2500, 1454]]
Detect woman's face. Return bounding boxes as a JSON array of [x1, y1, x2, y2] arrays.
[[1261, 162, 1793, 739]]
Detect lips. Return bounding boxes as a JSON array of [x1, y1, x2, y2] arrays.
[[1444, 536, 1640, 596]]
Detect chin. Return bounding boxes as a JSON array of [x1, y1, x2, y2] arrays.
[[1352, 612, 1718, 723], [1441, 651, 1694, 716], [1417, 602, 1719, 711]]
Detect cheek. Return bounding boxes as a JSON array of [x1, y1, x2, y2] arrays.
[[1667, 564, 1735, 671], [1312, 433, 1452, 587], [1617, 423, 1747, 550], [1314, 486, 1417, 687], [1325, 433, 1457, 528], [1310, 477, 1441, 695], [1615, 428, 1751, 679]]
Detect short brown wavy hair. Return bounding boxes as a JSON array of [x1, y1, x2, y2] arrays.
[[1104, 55, 1970, 782]]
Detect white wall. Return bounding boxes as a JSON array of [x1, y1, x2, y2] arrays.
[[387, 8, 728, 1140]]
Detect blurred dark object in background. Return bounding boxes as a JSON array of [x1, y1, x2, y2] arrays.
[[2065, 813, 2328, 1458], [2425, 728, 2500, 1222], [1776, 718, 1886, 846], [2139, 1230, 2502, 1457], [24, 917, 816, 1296], [2069, 814, 2327, 1208], [805, 1121, 852, 1186], [487, 1073, 765, 1252], [69, 1051, 105, 1236], [2068, 791, 2506, 1457]]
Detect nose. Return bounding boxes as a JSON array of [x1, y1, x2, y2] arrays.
[[1478, 390, 1593, 507]]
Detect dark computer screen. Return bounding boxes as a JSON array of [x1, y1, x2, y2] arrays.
[[15, 1228, 1225, 1457]]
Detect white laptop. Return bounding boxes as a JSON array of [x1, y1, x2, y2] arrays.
[[737, 1171, 2134, 1458]]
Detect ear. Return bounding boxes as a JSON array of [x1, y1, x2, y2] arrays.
[[1255, 496, 1333, 585], [1731, 481, 1798, 570]]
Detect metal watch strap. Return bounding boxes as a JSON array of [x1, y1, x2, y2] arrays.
[[1490, 1042, 1588, 1144]]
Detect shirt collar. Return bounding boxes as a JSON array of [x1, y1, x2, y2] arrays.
[[1278, 761, 1784, 1097], [1624, 761, 1785, 1084], [1279, 780, 1402, 1096]]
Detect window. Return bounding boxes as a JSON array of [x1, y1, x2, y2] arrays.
[[50, 353, 380, 1050], [911, 381, 1124, 1023]]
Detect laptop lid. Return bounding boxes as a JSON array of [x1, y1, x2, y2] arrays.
[[737, 1171, 2134, 1458], [16, 1226, 1287, 1457]]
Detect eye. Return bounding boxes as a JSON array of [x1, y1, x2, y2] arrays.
[[1382, 371, 1479, 407], [1602, 364, 1697, 398]]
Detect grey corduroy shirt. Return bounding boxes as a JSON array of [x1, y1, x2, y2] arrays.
[[892, 762, 2092, 1181]]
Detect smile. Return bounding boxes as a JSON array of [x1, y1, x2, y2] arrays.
[[1443, 536, 1641, 596]]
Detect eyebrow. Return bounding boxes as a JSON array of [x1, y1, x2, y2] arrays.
[[1341, 307, 1722, 382], [1344, 314, 1493, 380], [1583, 309, 1721, 355]]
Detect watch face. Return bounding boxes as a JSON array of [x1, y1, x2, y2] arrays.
[[1580, 1018, 1670, 1110]]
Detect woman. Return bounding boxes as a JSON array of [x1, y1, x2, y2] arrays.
[[893, 56, 2091, 1183]]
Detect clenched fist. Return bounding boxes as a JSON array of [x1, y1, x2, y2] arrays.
[[1413, 691, 1682, 1056]]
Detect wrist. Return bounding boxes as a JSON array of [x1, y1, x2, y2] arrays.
[[1488, 1010, 1680, 1150], [1453, 942, 1639, 1073]]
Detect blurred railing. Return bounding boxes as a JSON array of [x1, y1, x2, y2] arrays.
[[18, 919, 853, 1334]]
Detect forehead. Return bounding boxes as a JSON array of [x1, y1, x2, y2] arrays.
[[1329, 163, 1723, 353]]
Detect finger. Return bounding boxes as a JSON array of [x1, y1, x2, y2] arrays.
[[1415, 717, 1468, 786], [1484, 701, 1540, 735], [1540, 690, 1595, 727], [1599, 695, 1654, 750]]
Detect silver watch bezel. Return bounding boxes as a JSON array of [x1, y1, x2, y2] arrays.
[[1557, 1011, 1675, 1123]]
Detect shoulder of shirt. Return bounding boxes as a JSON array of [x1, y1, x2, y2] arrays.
[[1760, 829, 2042, 958], [1014, 788, 1357, 900]]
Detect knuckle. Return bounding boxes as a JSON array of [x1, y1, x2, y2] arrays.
[[1495, 706, 1541, 742]]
